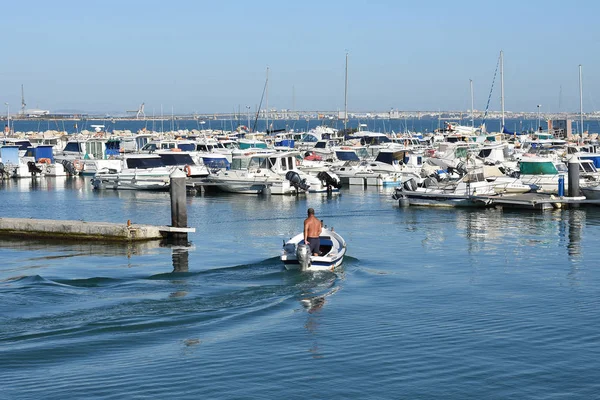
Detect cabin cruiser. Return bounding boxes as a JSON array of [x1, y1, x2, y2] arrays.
[[156, 150, 209, 179], [55, 137, 125, 176], [208, 151, 341, 194], [91, 154, 172, 190], [281, 227, 346, 271]]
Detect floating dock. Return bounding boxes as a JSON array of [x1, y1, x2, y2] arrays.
[[0, 217, 195, 242], [477, 193, 600, 210]]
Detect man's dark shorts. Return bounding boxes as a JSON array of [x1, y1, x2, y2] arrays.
[[307, 237, 320, 255]]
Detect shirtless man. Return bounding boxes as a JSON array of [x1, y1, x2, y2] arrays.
[[304, 208, 322, 256]]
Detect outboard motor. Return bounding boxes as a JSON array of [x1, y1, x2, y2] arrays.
[[456, 161, 468, 176], [285, 171, 310, 191], [403, 178, 418, 191], [317, 171, 342, 189], [296, 243, 311, 271], [61, 160, 78, 176]]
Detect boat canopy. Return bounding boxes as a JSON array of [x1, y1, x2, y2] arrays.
[[25, 145, 54, 162], [519, 160, 566, 175]]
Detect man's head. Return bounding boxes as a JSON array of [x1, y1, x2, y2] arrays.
[[307, 208, 315, 216]]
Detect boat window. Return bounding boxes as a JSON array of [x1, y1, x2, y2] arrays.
[[178, 143, 195, 152], [356, 148, 369, 159], [268, 157, 277, 169], [126, 157, 164, 169], [335, 151, 359, 161], [159, 153, 194, 166], [478, 149, 492, 158], [556, 163, 568, 173], [141, 143, 157, 152], [581, 162, 596, 173], [64, 142, 82, 152], [281, 157, 287, 171], [455, 147, 468, 158], [248, 156, 269, 169], [161, 143, 176, 149], [197, 145, 208, 151], [203, 157, 231, 170], [314, 141, 326, 149]]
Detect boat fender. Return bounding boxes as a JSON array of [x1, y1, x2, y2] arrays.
[[73, 159, 84, 171], [184, 165, 192, 176]]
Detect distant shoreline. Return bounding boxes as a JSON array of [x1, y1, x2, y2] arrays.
[[2, 111, 598, 122]]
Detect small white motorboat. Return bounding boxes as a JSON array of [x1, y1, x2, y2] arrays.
[[281, 228, 346, 272]]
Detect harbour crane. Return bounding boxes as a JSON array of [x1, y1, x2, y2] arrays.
[[127, 102, 146, 119]]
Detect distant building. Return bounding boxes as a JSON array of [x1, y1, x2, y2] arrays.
[[549, 119, 572, 138], [24, 109, 50, 117]]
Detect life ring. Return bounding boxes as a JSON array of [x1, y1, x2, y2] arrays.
[[184, 165, 192, 176], [73, 159, 84, 171], [38, 158, 51, 164]]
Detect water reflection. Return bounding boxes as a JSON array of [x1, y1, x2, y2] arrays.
[[171, 247, 190, 273], [0, 176, 88, 192], [300, 274, 341, 359], [566, 209, 584, 259], [0, 236, 162, 257]]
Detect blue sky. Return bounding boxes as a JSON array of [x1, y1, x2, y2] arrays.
[[1, 0, 598, 114]]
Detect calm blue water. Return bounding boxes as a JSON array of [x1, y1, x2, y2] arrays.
[[2, 178, 600, 399], [8, 117, 600, 136]]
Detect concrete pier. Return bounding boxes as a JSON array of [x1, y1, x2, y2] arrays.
[[0, 217, 194, 241]]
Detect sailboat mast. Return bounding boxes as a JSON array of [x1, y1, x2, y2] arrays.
[[579, 64, 583, 135], [344, 52, 349, 131], [21, 84, 26, 115], [500, 50, 505, 132], [470, 79, 474, 129], [265, 67, 269, 133]]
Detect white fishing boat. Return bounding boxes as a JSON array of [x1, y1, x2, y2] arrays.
[[90, 154, 172, 190], [208, 151, 341, 194], [281, 227, 346, 272]]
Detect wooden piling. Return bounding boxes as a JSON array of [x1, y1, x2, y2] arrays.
[[169, 169, 189, 243]]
